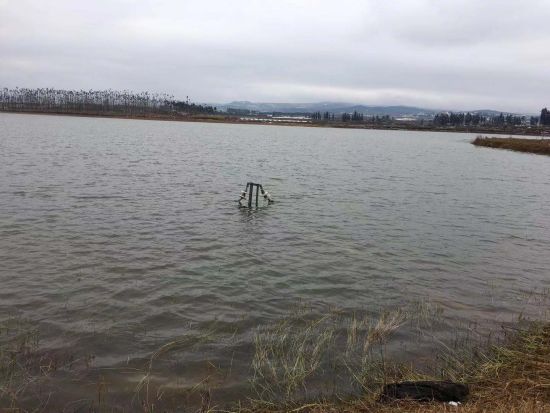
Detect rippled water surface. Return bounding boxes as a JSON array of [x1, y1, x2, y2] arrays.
[[1, 113, 549, 410]]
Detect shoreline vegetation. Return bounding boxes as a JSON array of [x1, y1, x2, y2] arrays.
[[294, 322, 550, 413], [2, 309, 550, 412], [472, 135, 550, 156]]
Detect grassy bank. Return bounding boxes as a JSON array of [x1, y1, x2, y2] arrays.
[[472, 135, 550, 156]]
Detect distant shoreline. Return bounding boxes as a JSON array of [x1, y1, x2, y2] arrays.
[[1, 109, 548, 137]]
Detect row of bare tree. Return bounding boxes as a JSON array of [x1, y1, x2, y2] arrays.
[[0, 87, 216, 115]]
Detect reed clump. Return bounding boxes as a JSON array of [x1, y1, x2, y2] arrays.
[[250, 306, 414, 406], [472, 135, 550, 156], [244, 322, 550, 413]]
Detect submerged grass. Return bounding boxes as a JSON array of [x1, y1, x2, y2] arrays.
[[0, 318, 39, 408], [2, 303, 550, 412], [249, 303, 460, 410], [0, 317, 101, 411], [472, 135, 550, 156]]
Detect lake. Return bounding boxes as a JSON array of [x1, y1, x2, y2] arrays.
[[1, 113, 549, 411]]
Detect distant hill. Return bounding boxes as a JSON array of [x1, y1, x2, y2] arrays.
[[209, 101, 532, 118], [213, 101, 531, 117], [215, 101, 440, 117]]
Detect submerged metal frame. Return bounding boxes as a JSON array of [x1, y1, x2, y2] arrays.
[[243, 182, 264, 208]]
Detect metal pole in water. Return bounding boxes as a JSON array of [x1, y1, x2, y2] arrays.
[[248, 182, 253, 208]]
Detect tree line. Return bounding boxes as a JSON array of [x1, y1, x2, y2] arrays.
[[434, 108, 550, 128], [311, 111, 391, 123], [432, 112, 528, 127], [0, 87, 216, 116], [311, 108, 550, 127]]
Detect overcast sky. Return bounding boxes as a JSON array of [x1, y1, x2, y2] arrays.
[[1, 0, 548, 113]]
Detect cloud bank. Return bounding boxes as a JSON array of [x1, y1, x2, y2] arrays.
[[1, 0, 548, 112]]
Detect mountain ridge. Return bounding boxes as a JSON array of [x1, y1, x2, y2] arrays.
[[210, 101, 530, 117]]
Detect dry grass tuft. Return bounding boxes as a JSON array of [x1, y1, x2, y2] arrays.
[[464, 322, 550, 412]]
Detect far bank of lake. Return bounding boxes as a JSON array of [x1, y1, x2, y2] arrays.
[[1, 108, 549, 137]]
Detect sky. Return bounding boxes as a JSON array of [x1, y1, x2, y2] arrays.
[[1, 0, 549, 113]]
